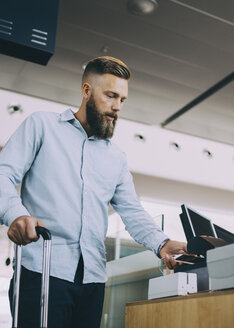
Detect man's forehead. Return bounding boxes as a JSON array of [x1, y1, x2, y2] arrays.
[[93, 73, 128, 95]]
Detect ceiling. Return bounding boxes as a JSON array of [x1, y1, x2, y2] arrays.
[[0, 0, 233, 144]]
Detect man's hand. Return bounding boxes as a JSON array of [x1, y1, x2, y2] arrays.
[[160, 240, 187, 270], [7, 216, 45, 245]]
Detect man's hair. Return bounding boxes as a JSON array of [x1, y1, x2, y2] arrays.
[[82, 56, 131, 82]]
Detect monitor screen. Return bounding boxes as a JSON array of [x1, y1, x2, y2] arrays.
[[179, 213, 194, 241], [214, 224, 234, 244], [180, 205, 217, 241]]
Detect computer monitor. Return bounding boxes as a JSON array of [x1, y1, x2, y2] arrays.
[[180, 205, 217, 241], [180, 205, 234, 244], [179, 212, 194, 241], [214, 224, 234, 244]]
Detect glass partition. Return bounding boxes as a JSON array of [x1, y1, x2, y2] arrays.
[[105, 213, 164, 261]]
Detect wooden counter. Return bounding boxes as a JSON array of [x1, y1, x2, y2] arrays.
[[125, 289, 234, 328]]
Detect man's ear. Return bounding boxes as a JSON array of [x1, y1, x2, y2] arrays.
[[82, 82, 92, 100]]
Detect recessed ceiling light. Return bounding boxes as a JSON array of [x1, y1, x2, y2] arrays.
[[81, 60, 88, 70], [134, 133, 146, 142], [100, 45, 110, 54], [203, 149, 213, 159], [127, 0, 158, 15], [7, 104, 23, 114], [170, 142, 181, 151]]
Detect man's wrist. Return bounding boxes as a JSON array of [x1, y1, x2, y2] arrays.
[[157, 238, 170, 258]]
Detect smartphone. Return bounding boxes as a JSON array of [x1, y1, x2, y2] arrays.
[[173, 254, 205, 264]]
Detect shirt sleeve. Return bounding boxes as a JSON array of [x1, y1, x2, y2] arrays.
[[0, 113, 43, 226], [110, 153, 169, 255]]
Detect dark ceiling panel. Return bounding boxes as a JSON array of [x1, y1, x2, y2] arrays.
[[177, 0, 234, 22]]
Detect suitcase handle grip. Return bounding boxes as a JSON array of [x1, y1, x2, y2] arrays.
[[36, 226, 51, 240]]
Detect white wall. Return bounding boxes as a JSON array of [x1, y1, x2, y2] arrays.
[[0, 89, 77, 146], [113, 119, 234, 192], [132, 173, 234, 214]]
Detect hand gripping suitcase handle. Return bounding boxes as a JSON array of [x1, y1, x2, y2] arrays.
[[12, 227, 52, 328], [36, 226, 51, 240]]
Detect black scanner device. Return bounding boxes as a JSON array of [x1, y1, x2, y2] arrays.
[[187, 235, 228, 258], [175, 235, 228, 291]]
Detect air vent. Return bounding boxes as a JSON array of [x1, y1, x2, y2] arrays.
[[31, 28, 48, 46], [0, 18, 13, 36]]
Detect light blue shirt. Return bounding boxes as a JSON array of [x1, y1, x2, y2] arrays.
[[0, 109, 168, 283]]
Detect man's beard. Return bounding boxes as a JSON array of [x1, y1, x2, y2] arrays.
[[86, 95, 117, 139]]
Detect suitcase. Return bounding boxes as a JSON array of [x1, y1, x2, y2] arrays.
[[11, 226, 52, 328]]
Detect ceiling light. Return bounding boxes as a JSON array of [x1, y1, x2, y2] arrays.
[[81, 60, 88, 70], [134, 133, 146, 142], [7, 104, 23, 114], [100, 45, 110, 54], [170, 142, 181, 151], [127, 0, 158, 15], [203, 149, 213, 159], [81, 45, 110, 70]]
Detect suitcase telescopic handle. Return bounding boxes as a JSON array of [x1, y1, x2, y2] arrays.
[[12, 226, 52, 328], [36, 226, 51, 240]]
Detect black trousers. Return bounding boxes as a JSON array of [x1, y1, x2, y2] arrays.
[[9, 256, 105, 328]]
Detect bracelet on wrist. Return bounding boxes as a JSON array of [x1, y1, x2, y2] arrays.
[[157, 238, 170, 259]]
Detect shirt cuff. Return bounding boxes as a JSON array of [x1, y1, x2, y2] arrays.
[[3, 204, 30, 226]]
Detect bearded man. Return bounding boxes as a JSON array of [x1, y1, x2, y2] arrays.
[[0, 56, 186, 328]]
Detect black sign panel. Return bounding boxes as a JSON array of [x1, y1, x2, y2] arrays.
[[0, 0, 59, 65]]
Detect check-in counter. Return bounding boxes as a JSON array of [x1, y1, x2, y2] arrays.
[[125, 244, 234, 328], [125, 289, 234, 328], [101, 243, 234, 328]]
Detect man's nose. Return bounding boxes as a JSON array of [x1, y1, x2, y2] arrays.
[[112, 98, 121, 112]]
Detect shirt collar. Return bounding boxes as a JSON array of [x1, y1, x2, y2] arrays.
[[60, 109, 111, 144], [59, 109, 76, 122]]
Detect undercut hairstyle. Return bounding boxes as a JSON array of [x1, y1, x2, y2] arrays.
[[82, 56, 131, 83]]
